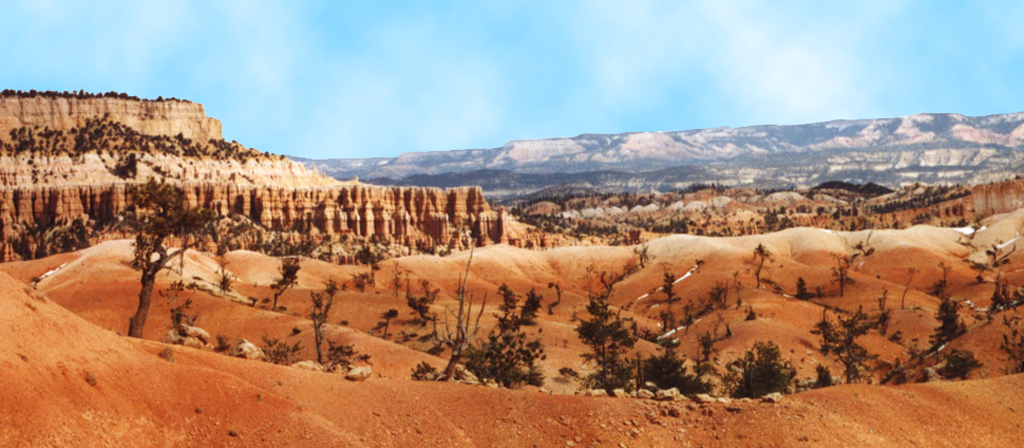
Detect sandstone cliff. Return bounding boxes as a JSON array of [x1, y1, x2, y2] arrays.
[[973, 178, 1024, 217], [0, 96, 222, 143], [0, 93, 514, 261]]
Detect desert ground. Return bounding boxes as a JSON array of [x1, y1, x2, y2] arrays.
[[3, 205, 1024, 446]]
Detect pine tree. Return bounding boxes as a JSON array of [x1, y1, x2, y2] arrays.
[[724, 341, 796, 398], [576, 289, 637, 391], [931, 298, 965, 348], [812, 307, 877, 383], [521, 288, 543, 325], [271, 257, 301, 311], [642, 349, 710, 394], [466, 284, 546, 388], [127, 178, 214, 338], [795, 277, 810, 300]]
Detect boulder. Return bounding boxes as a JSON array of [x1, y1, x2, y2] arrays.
[[228, 339, 264, 360], [655, 388, 680, 401], [585, 389, 609, 397], [609, 388, 629, 398], [761, 392, 784, 404], [163, 324, 211, 349], [453, 365, 478, 382], [291, 360, 325, 372], [693, 394, 715, 404], [637, 389, 655, 399], [345, 366, 372, 381]]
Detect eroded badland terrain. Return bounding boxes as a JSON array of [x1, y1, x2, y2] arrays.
[[1, 91, 1023, 447]]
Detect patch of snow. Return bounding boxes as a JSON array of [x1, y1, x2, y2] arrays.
[[36, 262, 68, 283], [635, 263, 699, 301], [950, 225, 985, 235], [997, 236, 1020, 249], [658, 319, 701, 340]]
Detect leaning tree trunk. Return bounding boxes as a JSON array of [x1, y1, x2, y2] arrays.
[[128, 270, 157, 338]]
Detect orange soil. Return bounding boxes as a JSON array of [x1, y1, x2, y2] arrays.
[[3, 212, 1024, 446]]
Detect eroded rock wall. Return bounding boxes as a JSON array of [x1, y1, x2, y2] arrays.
[[973, 178, 1024, 217], [0, 97, 222, 143], [0, 181, 510, 261]]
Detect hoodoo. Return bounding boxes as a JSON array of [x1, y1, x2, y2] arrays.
[[0, 92, 513, 261]]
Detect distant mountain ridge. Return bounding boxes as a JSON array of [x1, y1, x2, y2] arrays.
[[296, 111, 1024, 198]]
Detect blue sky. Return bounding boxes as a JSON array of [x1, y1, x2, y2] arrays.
[[3, 1, 1024, 159]]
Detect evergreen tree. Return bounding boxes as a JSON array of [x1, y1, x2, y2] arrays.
[[576, 290, 637, 391], [931, 298, 965, 348], [812, 307, 877, 383], [642, 349, 710, 394], [127, 178, 214, 338], [465, 284, 546, 388], [724, 341, 796, 398], [520, 288, 543, 325], [662, 271, 677, 304], [795, 277, 810, 301], [271, 257, 301, 311]]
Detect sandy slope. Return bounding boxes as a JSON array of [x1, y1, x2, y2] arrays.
[[1, 268, 1023, 447]]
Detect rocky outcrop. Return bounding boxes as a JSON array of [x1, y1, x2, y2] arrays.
[[0, 93, 516, 260], [0, 181, 511, 260], [973, 178, 1024, 216], [228, 339, 265, 360], [164, 324, 212, 349], [0, 96, 221, 143]]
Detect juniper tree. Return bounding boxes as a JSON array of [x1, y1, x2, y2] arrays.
[[795, 277, 810, 301], [812, 307, 877, 384], [127, 178, 214, 338], [642, 348, 710, 394], [931, 298, 965, 348], [662, 271, 677, 304], [752, 244, 772, 289], [576, 285, 637, 391], [696, 331, 717, 375], [378, 308, 399, 339], [465, 285, 546, 388], [547, 281, 562, 314], [310, 279, 340, 365], [271, 257, 301, 311], [521, 288, 543, 325], [1000, 316, 1024, 374], [831, 254, 854, 297], [725, 341, 796, 398], [940, 349, 982, 380], [407, 279, 440, 325], [901, 267, 917, 310]]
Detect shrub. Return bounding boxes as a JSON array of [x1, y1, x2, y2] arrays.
[[261, 334, 302, 365], [642, 349, 711, 395], [576, 287, 637, 391], [465, 284, 546, 388], [814, 364, 834, 388], [558, 367, 580, 379], [725, 341, 796, 398], [940, 349, 982, 380], [411, 361, 439, 380]]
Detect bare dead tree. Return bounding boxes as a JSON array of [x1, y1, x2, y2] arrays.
[[901, 267, 917, 310], [434, 244, 487, 380], [752, 243, 772, 289], [831, 253, 854, 297]]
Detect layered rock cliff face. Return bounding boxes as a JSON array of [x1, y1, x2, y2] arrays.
[[0, 94, 512, 261], [973, 178, 1024, 217], [0, 96, 222, 143]]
